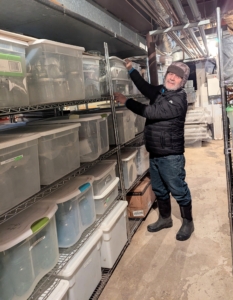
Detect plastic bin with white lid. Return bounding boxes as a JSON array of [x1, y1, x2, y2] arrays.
[[74, 112, 109, 154], [100, 77, 132, 96], [3, 123, 81, 185], [30, 115, 102, 162], [109, 56, 129, 80], [108, 110, 135, 145], [26, 39, 85, 104], [0, 202, 59, 300], [0, 132, 40, 214], [82, 55, 101, 99], [41, 175, 96, 248], [0, 36, 29, 107], [84, 160, 117, 196], [94, 177, 119, 215], [57, 229, 102, 300], [38, 279, 69, 300], [135, 113, 146, 134], [107, 149, 137, 189], [99, 200, 128, 268], [128, 145, 149, 175]]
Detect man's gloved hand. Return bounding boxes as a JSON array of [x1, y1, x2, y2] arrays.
[[124, 58, 133, 71], [114, 92, 127, 105]]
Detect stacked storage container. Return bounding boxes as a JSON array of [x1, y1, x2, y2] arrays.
[[128, 145, 149, 175], [3, 123, 81, 185], [42, 176, 96, 248], [99, 201, 128, 268], [185, 108, 212, 147], [0, 202, 59, 300], [0, 133, 40, 214], [131, 61, 141, 94], [107, 149, 137, 189], [29, 115, 102, 162], [108, 110, 135, 144], [100, 56, 132, 95], [0, 36, 29, 107], [85, 161, 119, 215], [57, 229, 103, 300], [223, 35, 233, 84], [38, 279, 69, 300], [82, 55, 101, 99], [26, 40, 85, 104]]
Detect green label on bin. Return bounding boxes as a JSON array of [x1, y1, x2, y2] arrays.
[[1, 154, 23, 165], [0, 53, 23, 77], [31, 217, 49, 233]]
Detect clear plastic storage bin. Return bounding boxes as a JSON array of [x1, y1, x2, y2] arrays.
[[6, 123, 81, 185], [42, 176, 95, 248], [108, 110, 135, 145], [109, 56, 129, 80], [82, 55, 101, 99], [0, 133, 40, 215], [0, 202, 59, 300], [121, 149, 138, 189], [57, 229, 102, 300], [128, 145, 149, 175], [85, 161, 117, 196], [0, 36, 29, 107], [100, 201, 128, 268], [26, 39, 85, 104], [94, 177, 119, 215], [135, 113, 146, 134], [100, 77, 132, 96], [38, 279, 69, 300]]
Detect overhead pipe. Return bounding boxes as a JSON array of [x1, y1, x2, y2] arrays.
[[186, 0, 209, 57], [169, 0, 207, 57], [143, 0, 195, 57], [132, 0, 195, 57]]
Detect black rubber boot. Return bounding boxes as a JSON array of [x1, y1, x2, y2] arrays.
[[147, 198, 173, 232], [176, 202, 194, 241]]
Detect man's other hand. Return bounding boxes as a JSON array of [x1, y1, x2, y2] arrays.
[[114, 92, 127, 105], [124, 58, 133, 71]]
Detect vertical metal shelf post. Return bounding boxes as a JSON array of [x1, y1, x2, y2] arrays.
[[104, 42, 126, 200], [216, 7, 233, 266]]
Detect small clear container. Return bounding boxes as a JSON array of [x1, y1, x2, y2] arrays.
[[42, 175, 96, 248], [85, 161, 117, 196], [109, 56, 129, 80], [94, 177, 119, 215], [0, 202, 59, 300]]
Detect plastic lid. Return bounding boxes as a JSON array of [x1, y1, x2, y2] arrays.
[[28, 39, 85, 52], [41, 175, 94, 204], [82, 55, 101, 61], [94, 177, 119, 200], [0, 132, 40, 149], [39, 280, 69, 300], [69, 115, 102, 122], [6, 123, 81, 137], [121, 149, 137, 161], [85, 161, 116, 180], [109, 56, 125, 63], [100, 200, 127, 232], [58, 229, 102, 279], [0, 35, 28, 47], [0, 202, 57, 251]]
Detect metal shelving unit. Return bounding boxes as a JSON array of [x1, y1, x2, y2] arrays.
[[0, 38, 151, 300], [217, 7, 233, 269]]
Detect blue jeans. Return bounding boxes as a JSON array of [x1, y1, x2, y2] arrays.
[[150, 155, 191, 206]]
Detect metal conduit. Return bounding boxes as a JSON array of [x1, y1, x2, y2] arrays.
[[169, 0, 207, 57], [132, 0, 195, 58], [143, 0, 195, 57], [186, 0, 209, 57]]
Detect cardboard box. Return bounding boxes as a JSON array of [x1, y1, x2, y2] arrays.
[[126, 178, 156, 218]]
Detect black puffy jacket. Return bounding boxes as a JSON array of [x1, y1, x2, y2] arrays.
[[125, 69, 188, 157]]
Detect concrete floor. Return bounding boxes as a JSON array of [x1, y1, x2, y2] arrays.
[[99, 140, 233, 300]]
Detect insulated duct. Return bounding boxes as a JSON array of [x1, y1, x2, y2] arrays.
[[169, 0, 207, 57], [186, 0, 209, 57]]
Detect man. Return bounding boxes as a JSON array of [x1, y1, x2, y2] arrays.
[[114, 59, 194, 241]]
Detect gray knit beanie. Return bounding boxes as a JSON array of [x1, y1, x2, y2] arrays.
[[166, 62, 190, 87]]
